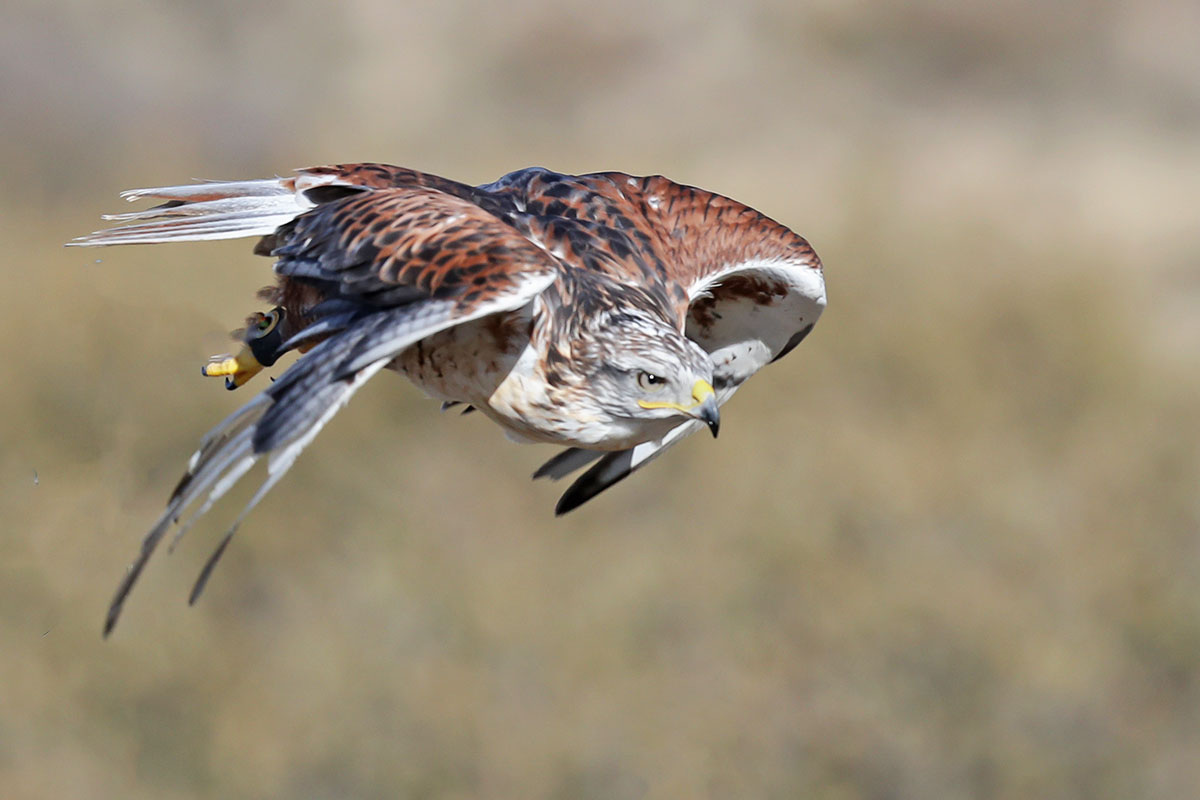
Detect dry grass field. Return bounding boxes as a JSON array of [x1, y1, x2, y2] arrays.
[[2, 2, 1198, 798]]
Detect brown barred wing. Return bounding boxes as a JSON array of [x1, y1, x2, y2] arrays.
[[273, 186, 558, 310]]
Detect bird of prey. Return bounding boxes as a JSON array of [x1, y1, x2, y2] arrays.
[[72, 163, 825, 635]]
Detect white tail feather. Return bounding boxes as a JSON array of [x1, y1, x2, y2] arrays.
[[121, 178, 293, 202], [69, 177, 312, 247]]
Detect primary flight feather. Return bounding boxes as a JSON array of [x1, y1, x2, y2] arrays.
[[72, 163, 826, 635]]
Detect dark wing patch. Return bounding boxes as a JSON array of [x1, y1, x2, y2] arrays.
[[553, 450, 639, 515], [769, 322, 815, 364], [531, 446, 605, 481], [545, 421, 704, 515]]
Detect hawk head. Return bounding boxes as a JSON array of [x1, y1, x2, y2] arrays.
[[554, 292, 720, 446]]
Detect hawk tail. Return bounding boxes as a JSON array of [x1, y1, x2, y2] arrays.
[[67, 178, 312, 247]]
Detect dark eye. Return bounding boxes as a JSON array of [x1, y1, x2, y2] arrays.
[[637, 371, 666, 391]]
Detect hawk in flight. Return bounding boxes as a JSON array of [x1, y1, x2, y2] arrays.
[[73, 163, 826, 635]]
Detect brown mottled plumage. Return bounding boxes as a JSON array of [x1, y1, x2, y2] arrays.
[[71, 163, 826, 635]]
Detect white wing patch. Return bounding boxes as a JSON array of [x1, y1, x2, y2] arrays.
[[686, 257, 826, 389]]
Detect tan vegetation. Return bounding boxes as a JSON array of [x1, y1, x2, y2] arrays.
[[2, 1, 1198, 797]]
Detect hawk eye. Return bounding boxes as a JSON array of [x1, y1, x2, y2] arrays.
[[637, 371, 666, 391]]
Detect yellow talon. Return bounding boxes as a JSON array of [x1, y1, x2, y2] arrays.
[[202, 345, 264, 390]]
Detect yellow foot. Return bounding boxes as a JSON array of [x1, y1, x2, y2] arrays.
[[202, 307, 286, 390], [202, 345, 263, 390]]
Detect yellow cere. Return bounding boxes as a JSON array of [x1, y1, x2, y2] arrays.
[[637, 379, 715, 412]]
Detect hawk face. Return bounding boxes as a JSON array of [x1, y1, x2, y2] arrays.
[[567, 309, 720, 445]]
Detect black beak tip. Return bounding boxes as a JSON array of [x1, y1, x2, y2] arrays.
[[697, 399, 720, 438]]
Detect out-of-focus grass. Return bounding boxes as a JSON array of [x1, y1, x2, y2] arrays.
[[2, 2, 1198, 798]]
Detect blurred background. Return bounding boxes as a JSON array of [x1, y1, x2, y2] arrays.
[[3, 1, 1198, 798]]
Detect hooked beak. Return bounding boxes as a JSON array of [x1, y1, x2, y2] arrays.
[[637, 378, 721, 437], [691, 379, 720, 438]]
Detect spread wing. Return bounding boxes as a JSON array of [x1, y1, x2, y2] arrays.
[[518, 170, 826, 512], [75, 167, 558, 635]]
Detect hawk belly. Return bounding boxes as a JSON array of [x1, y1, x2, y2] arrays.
[[396, 312, 619, 448], [393, 311, 530, 407]]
